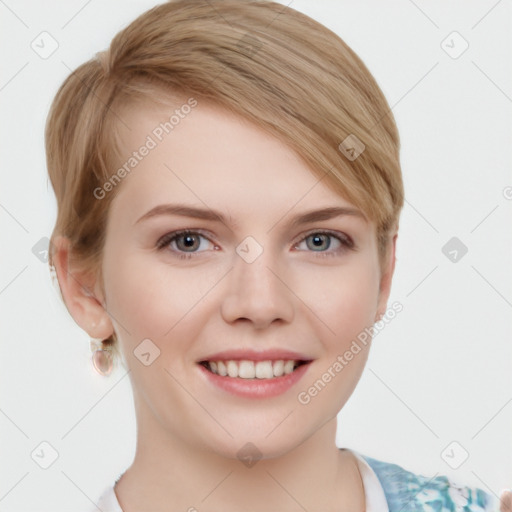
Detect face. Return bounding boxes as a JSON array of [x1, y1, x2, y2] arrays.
[[94, 96, 394, 460]]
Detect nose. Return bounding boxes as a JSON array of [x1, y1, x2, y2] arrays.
[[220, 245, 295, 329]]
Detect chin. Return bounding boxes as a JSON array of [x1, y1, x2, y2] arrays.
[[202, 424, 311, 463]]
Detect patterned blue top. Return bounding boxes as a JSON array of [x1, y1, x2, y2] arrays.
[[361, 453, 500, 511]]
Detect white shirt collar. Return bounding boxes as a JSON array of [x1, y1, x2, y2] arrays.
[[345, 448, 390, 511]]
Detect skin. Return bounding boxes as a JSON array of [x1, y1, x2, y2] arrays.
[[53, 96, 397, 512]]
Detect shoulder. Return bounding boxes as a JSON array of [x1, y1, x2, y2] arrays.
[[359, 453, 498, 512]]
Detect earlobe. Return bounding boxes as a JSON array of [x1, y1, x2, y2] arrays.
[[52, 235, 113, 340]]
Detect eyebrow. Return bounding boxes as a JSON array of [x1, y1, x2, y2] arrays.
[[134, 203, 366, 228]]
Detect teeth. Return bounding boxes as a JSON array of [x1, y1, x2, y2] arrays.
[[217, 361, 227, 376], [204, 359, 303, 379]]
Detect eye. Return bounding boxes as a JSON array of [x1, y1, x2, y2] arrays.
[[156, 230, 217, 259], [293, 230, 355, 257], [156, 229, 356, 260]]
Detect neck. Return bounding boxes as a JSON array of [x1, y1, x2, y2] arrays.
[[114, 399, 364, 512]]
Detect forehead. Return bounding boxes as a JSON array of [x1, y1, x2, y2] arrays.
[[109, 95, 367, 227]]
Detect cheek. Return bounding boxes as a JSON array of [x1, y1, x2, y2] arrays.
[[297, 257, 380, 346], [294, 261, 379, 413], [102, 252, 210, 350]]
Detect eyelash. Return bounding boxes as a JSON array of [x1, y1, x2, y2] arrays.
[[156, 229, 356, 260]]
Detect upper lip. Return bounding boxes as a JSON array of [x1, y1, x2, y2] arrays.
[[198, 349, 314, 363]]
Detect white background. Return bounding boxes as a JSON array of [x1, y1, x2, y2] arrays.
[[1, 0, 511, 510]]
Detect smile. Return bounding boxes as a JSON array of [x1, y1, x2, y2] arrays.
[[197, 359, 313, 399], [199, 359, 309, 379]]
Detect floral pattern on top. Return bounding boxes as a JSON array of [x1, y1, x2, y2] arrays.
[[361, 454, 499, 512]]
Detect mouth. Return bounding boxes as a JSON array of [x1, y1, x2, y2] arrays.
[[198, 359, 312, 379]]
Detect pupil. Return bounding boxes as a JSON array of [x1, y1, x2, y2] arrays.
[[310, 234, 329, 250], [181, 234, 197, 250]]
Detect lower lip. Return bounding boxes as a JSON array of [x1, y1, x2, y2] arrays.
[[197, 362, 312, 399]]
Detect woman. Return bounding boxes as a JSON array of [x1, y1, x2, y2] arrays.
[[46, 0, 509, 510]]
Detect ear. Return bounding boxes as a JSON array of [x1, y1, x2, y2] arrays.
[[51, 235, 114, 340], [375, 233, 398, 322]]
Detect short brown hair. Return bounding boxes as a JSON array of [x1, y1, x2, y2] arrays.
[[46, 0, 404, 365]]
